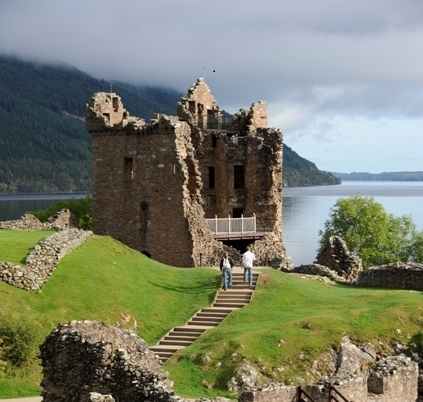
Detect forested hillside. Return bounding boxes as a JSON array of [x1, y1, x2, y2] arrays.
[[283, 144, 340, 186], [0, 55, 339, 193], [333, 171, 423, 181]]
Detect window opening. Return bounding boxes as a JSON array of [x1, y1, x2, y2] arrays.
[[208, 166, 215, 189], [234, 165, 245, 189], [124, 157, 134, 180], [212, 134, 217, 148]]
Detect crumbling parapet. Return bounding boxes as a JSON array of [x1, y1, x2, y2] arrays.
[[177, 77, 220, 127], [86, 92, 145, 131], [248, 101, 267, 130]]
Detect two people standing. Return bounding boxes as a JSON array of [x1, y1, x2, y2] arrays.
[[220, 246, 256, 290]]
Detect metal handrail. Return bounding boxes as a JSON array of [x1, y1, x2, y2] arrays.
[[297, 386, 316, 402], [329, 385, 351, 402]]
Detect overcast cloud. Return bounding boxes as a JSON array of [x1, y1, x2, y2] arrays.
[[1, 0, 423, 173]]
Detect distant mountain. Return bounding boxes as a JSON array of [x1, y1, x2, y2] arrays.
[[0, 55, 339, 192], [333, 171, 423, 181]]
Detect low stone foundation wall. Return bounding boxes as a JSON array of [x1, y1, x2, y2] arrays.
[[368, 355, 419, 401], [0, 209, 76, 230], [356, 262, 423, 290], [282, 263, 346, 282], [239, 355, 418, 402], [239, 383, 297, 402], [0, 229, 92, 291]]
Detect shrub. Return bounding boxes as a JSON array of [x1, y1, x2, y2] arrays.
[[31, 195, 92, 230], [0, 317, 38, 368]]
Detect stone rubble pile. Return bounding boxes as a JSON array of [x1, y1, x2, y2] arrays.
[[0, 209, 76, 230], [281, 263, 346, 282], [314, 235, 362, 281], [0, 228, 92, 291], [40, 320, 231, 402], [367, 354, 418, 400], [240, 337, 419, 402]]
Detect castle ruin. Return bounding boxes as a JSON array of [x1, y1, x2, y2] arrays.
[[86, 78, 285, 267]]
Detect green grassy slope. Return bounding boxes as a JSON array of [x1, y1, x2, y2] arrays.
[[0, 231, 219, 397], [1, 231, 422, 399], [165, 271, 423, 398]]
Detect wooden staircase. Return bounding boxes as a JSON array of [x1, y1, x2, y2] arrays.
[[150, 271, 259, 363]]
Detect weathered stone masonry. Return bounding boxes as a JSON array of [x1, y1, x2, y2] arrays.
[[86, 78, 285, 267], [40, 320, 232, 402], [0, 210, 92, 291], [0, 228, 92, 291]]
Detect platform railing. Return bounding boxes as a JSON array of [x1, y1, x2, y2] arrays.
[[205, 214, 256, 234]]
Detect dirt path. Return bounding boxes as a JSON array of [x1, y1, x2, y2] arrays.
[[0, 398, 41, 402]]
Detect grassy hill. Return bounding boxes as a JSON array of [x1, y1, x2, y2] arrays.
[[0, 55, 339, 193], [2, 232, 421, 399]]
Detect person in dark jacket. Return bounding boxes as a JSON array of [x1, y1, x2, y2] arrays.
[[219, 251, 234, 291]]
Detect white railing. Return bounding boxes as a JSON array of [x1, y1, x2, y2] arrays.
[[206, 214, 256, 234]]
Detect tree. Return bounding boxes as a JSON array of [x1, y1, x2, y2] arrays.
[[318, 195, 423, 268], [30, 195, 92, 230]]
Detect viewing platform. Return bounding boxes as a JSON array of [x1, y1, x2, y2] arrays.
[[205, 214, 267, 241]]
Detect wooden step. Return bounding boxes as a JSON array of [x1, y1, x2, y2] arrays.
[[159, 339, 193, 346], [213, 302, 246, 308], [164, 333, 199, 341], [201, 307, 233, 314], [216, 293, 252, 299], [187, 320, 219, 326], [195, 311, 229, 318], [172, 326, 206, 334]]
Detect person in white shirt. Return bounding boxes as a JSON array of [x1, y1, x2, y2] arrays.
[[242, 246, 256, 286]]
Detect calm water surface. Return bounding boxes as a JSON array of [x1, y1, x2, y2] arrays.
[[0, 193, 87, 221], [283, 181, 423, 266], [1, 183, 422, 267]]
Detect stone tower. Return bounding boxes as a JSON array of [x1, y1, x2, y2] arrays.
[[86, 78, 285, 267]]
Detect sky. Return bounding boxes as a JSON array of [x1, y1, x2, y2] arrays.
[[1, 0, 423, 173]]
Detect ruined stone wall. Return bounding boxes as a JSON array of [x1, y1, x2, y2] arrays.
[[0, 209, 76, 231], [87, 77, 285, 267], [193, 127, 283, 237], [367, 355, 418, 402], [315, 235, 362, 281], [239, 384, 298, 402], [0, 229, 92, 291], [40, 320, 231, 402], [356, 262, 423, 290], [88, 94, 222, 267], [248, 101, 267, 129], [240, 357, 418, 402], [40, 320, 175, 402], [177, 77, 220, 126]]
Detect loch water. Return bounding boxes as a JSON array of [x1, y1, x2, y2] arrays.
[[1, 182, 422, 267], [283, 181, 423, 266]]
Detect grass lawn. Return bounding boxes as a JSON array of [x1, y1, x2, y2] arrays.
[[164, 270, 423, 399], [0, 231, 219, 398], [1, 231, 423, 399]]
